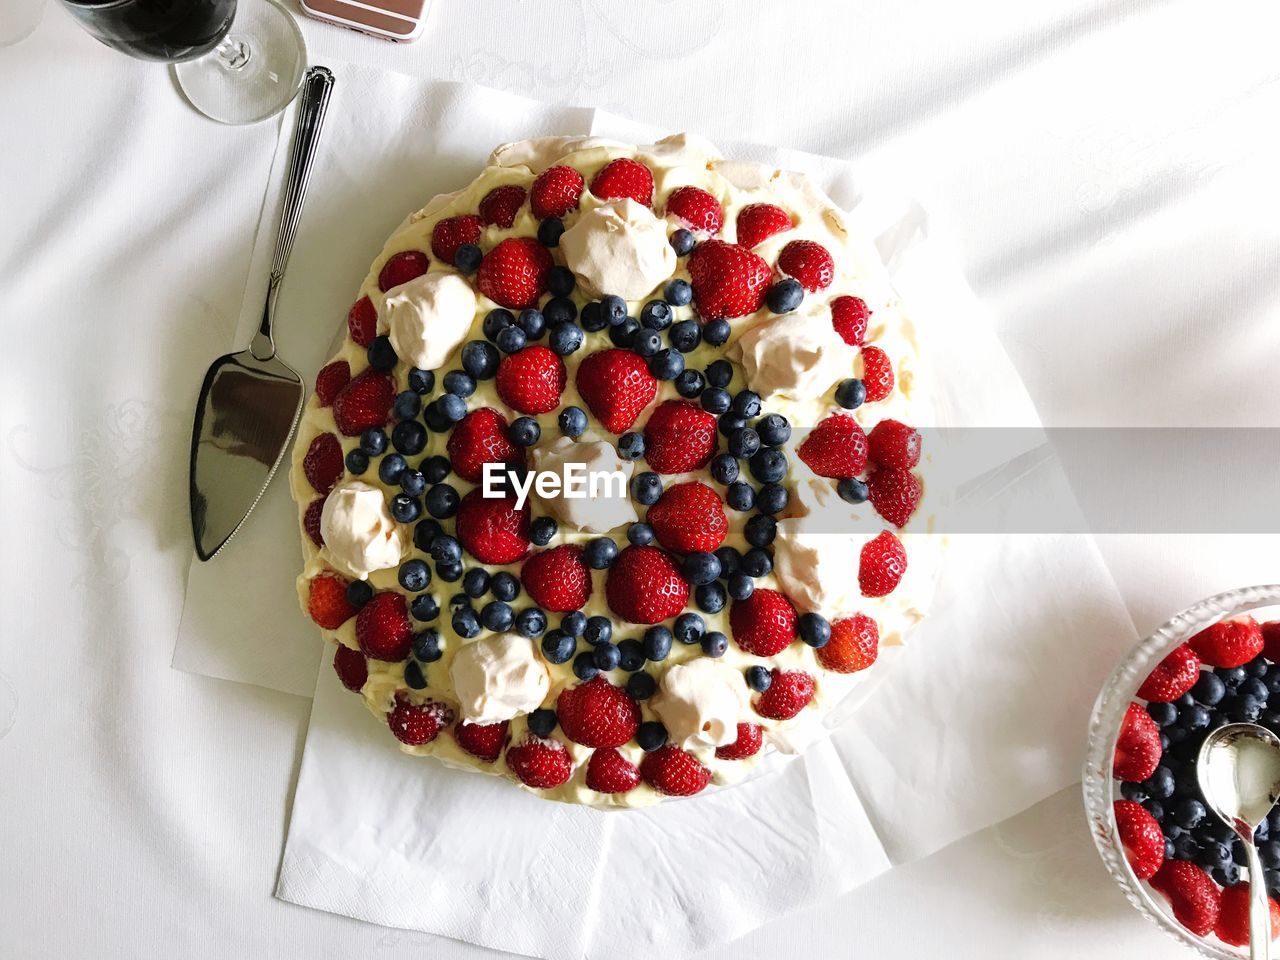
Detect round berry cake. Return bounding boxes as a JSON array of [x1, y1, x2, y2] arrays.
[[290, 134, 933, 806]]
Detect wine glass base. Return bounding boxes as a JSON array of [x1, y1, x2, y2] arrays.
[[173, 0, 306, 125]]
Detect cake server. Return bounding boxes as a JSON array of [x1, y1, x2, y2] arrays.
[[189, 65, 335, 561]]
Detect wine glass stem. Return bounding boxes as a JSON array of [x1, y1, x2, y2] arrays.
[[215, 35, 250, 70]]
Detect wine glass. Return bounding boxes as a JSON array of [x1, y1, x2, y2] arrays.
[[59, 0, 306, 125]]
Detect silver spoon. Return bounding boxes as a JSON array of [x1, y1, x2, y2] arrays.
[[1198, 722, 1280, 959]]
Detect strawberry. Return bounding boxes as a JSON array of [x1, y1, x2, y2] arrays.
[[715, 722, 763, 760], [664, 185, 723, 235], [1215, 883, 1280, 946], [1137, 644, 1201, 702], [797, 413, 868, 479], [730, 588, 798, 656], [430, 214, 483, 264], [575, 348, 658, 434], [506, 736, 573, 788], [477, 237, 552, 309], [378, 250, 430, 292], [496, 345, 567, 415], [831, 295, 871, 347], [308, 573, 356, 629], [332, 369, 395, 437], [557, 676, 641, 748], [1150, 860, 1221, 937], [859, 531, 908, 598], [530, 165, 584, 219], [867, 419, 921, 470], [446, 408, 525, 483], [1265, 621, 1280, 662], [455, 488, 530, 565], [868, 466, 922, 528], [585, 747, 641, 793], [1114, 701, 1162, 781], [860, 345, 895, 402], [777, 239, 835, 292], [521, 544, 592, 613], [605, 545, 689, 625], [755, 669, 815, 721], [303, 432, 344, 494], [817, 613, 879, 673], [1113, 800, 1164, 880], [388, 694, 455, 746], [478, 184, 527, 228], [452, 720, 510, 764], [647, 481, 727, 553], [735, 203, 793, 250], [639, 745, 711, 796], [642, 399, 718, 474], [355, 592, 413, 662], [314, 360, 351, 406], [332, 644, 367, 692], [1187, 617, 1264, 668], [687, 239, 771, 320], [303, 497, 326, 547], [347, 295, 377, 347], [589, 157, 654, 206]]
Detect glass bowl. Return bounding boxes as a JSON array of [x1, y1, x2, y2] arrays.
[[1083, 584, 1280, 958]]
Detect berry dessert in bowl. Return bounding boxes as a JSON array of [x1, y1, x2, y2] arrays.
[[290, 134, 938, 806], [1085, 585, 1280, 955]]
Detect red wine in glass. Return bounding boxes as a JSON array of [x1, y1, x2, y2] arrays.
[[61, 0, 237, 62]]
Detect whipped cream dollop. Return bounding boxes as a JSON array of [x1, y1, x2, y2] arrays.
[[529, 436, 637, 533], [449, 633, 550, 724], [651, 658, 749, 749], [730, 302, 857, 403], [377, 271, 477, 371], [560, 199, 676, 301], [319, 479, 408, 579]]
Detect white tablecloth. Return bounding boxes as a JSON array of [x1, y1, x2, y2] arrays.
[[6, 1, 1279, 957]]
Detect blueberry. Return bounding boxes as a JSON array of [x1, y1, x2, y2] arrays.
[[746, 665, 772, 692], [592, 643, 621, 672], [397, 470, 426, 498], [452, 606, 481, 639], [578, 301, 607, 333], [609, 317, 640, 348], [627, 522, 655, 546], [1244, 677, 1270, 702], [703, 359, 731, 388], [1173, 798, 1206, 829], [360, 427, 389, 456], [461, 340, 500, 379], [421, 455, 451, 484], [483, 309, 515, 342], [700, 631, 728, 657], [798, 613, 831, 648], [641, 300, 673, 330], [757, 483, 789, 516], [668, 319, 701, 353], [648, 348, 685, 380], [436, 562, 463, 582], [546, 266, 576, 298], [402, 659, 428, 690], [541, 628, 576, 664], [423, 403, 450, 433], [345, 448, 370, 474], [701, 387, 732, 415], [1215, 863, 1242, 887], [1165, 726, 1189, 745], [436, 393, 468, 424], [1198, 840, 1232, 871], [463, 568, 491, 599], [766, 278, 804, 314], [516, 607, 547, 637], [556, 611, 585, 638], [367, 335, 397, 371], [393, 390, 422, 420], [408, 368, 435, 394], [836, 378, 867, 410], [538, 217, 565, 248], [682, 551, 722, 585], [345, 579, 373, 608], [1146, 701, 1178, 726], [838, 477, 870, 504], [727, 572, 754, 601], [1248, 655, 1270, 678], [1171, 833, 1199, 861], [633, 328, 662, 358], [1262, 842, 1280, 870], [702, 318, 731, 347], [601, 295, 628, 326], [430, 534, 462, 566], [1144, 799, 1165, 824], [545, 297, 577, 327], [549, 322, 584, 356], [582, 617, 612, 647], [618, 639, 646, 672], [411, 628, 442, 662], [718, 414, 747, 438], [709, 454, 741, 488], [696, 581, 727, 614], [518, 308, 547, 340], [618, 432, 646, 460], [644, 625, 675, 660], [675, 369, 706, 398], [440, 370, 475, 398], [390, 494, 422, 523], [672, 615, 703, 646], [477, 600, 512, 632], [715, 546, 742, 577], [1228, 694, 1264, 722], [378, 453, 407, 485], [528, 708, 558, 737], [627, 670, 657, 699], [558, 405, 588, 438], [452, 242, 482, 272], [665, 278, 693, 306], [744, 514, 777, 548], [410, 593, 440, 622], [398, 559, 431, 592], [756, 414, 791, 447], [749, 448, 788, 483], [490, 572, 520, 603], [728, 428, 760, 460], [1145, 766, 1176, 799], [741, 547, 773, 578], [726, 481, 756, 512], [425, 483, 460, 518], [729, 390, 760, 418], [1217, 666, 1248, 690], [508, 416, 541, 447], [530, 516, 557, 546], [495, 324, 528, 355], [392, 420, 428, 456], [584, 538, 619, 569], [637, 720, 669, 752], [631, 472, 663, 506]]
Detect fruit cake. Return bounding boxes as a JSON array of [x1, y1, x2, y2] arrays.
[[289, 134, 933, 806]]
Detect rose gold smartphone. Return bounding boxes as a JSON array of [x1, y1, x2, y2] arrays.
[[300, 0, 428, 42]]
